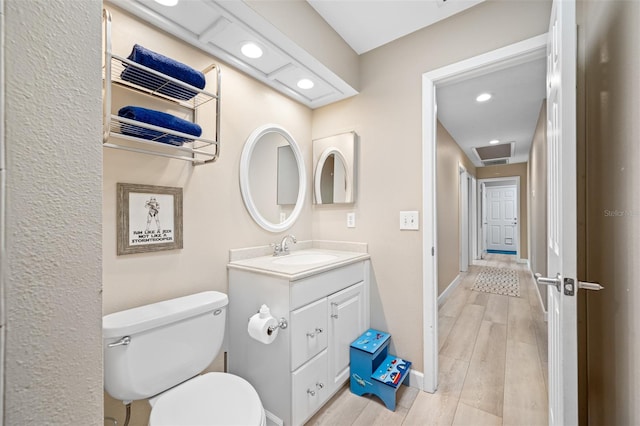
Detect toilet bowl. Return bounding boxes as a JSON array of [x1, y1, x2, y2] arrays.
[[103, 291, 265, 426], [149, 373, 266, 426]]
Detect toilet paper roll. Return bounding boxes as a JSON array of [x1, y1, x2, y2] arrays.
[[248, 312, 279, 344]]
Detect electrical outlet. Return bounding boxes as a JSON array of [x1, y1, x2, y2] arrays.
[[400, 211, 419, 230], [347, 212, 356, 228]]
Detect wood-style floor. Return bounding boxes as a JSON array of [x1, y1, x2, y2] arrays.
[[307, 254, 548, 426]]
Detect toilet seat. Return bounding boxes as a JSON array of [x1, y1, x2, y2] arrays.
[[149, 372, 266, 426]]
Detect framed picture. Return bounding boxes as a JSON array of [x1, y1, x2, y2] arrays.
[[117, 183, 183, 255]]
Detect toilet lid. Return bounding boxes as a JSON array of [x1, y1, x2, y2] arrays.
[[149, 372, 264, 426]]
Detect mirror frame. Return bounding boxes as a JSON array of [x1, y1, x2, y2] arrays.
[[314, 147, 352, 204], [240, 124, 307, 233]]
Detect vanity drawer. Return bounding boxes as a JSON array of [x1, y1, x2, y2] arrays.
[[291, 298, 328, 371], [292, 350, 328, 426], [290, 261, 364, 310]]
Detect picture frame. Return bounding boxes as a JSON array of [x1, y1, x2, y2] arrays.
[[117, 183, 183, 255]]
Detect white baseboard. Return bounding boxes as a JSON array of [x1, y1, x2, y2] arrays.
[[438, 274, 463, 307], [406, 369, 424, 391], [265, 409, 283, 426]]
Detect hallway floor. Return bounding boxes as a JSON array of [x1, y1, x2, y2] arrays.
[[307, 254, 548, 425]]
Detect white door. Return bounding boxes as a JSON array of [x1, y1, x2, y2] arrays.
[[485, 185, 518, 253], [539, 0, 578, 424], [327, 282, 366, 394]]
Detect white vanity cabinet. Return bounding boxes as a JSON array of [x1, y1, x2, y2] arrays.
[[228, 255, 370, 426]]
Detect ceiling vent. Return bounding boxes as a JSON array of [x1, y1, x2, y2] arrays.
[[482, 158, 509, 166], [473, 141, 515, 167]]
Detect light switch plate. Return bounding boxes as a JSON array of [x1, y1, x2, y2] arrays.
[[347, 212, 356, 228], [400, 211, 419, 230]]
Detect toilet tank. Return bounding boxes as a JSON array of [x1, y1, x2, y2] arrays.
[[103, 291, 228, 402]]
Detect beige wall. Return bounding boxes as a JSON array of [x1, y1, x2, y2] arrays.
[[579, 0, 640, 423], [102, 7, 313, 424], [476, 163, 529, 260], [4, 0, 103, 424], [312, 0, 550, 370], [437, 122, 477, 296], [528, 102, 547, 308]]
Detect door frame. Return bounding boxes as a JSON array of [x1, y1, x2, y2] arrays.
[[459, 164, 470, 272], [478, 177, 521, 262], [421, 34, 547, 393]]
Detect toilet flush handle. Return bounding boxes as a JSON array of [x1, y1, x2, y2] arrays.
[[108, 336, 131, 348]]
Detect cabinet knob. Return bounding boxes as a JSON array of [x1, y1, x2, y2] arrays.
[[307, 327, 324, 338], [316, 382, 324, 390], [307, 388, 316, 396]]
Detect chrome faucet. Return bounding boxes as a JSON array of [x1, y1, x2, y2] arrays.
[[272, 234, 297, 256]]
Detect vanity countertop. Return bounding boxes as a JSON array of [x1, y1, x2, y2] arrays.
[[227, 246, 370, 281]]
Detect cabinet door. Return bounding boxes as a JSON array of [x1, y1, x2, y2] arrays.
[[292, 350, 328, 426], [327, 281, 366, 393], [291, 298, 328, 371]]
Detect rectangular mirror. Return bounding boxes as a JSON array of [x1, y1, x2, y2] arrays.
[[313, 131, 357, 204]]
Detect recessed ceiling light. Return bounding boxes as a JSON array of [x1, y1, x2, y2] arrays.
[[476, 93, 492, 102], [297, 78, 314, 90], [240, 42, 263, 59], [489, 139, 500, 145], [154, 0, 179, 6]]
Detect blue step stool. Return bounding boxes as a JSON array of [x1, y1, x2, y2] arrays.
[[349, 329, 412, 411]]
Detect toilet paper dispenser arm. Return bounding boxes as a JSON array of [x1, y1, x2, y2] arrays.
[[268, 317, 288, 334], [247, 308, 288, 333]]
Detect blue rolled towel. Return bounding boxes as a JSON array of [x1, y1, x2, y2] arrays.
[[120, 44, 206, 101], [118, 106, 202, 146]]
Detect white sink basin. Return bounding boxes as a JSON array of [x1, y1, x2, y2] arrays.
[[272, 253, 339, 266]]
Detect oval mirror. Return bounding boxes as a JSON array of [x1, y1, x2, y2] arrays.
[[314, 148, 352, 204], [240, 124, 306, 233]]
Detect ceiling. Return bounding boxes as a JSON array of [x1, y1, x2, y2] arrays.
[[109, 0, 546, 166], [437, 57, 547, 167], [307, 0, 485, 54]]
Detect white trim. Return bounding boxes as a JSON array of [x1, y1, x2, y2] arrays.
[[438, 274, 464, 307], [459, 164, 470, 272], [265, 409, 284, 426], [422, 33, 547, 395], [422, 73, 438, 393], [470, 176, 478, 260], [407, 369, 425, 391]]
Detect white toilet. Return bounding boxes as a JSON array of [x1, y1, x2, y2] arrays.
[[103, 291, 266, 426]]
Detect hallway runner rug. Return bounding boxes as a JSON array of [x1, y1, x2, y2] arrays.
[[472, 266, 520, 297]]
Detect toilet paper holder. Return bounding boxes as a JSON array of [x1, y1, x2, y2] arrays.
[[268, 318, 288, 335], [248, 307, 288, 335]]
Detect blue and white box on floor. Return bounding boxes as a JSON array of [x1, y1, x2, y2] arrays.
[[349, 328, 411, 411]]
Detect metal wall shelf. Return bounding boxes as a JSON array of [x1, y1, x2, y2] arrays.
[[103, 9, 221, 164]]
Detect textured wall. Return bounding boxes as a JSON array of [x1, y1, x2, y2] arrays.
[[4, 0, 103, 424]]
